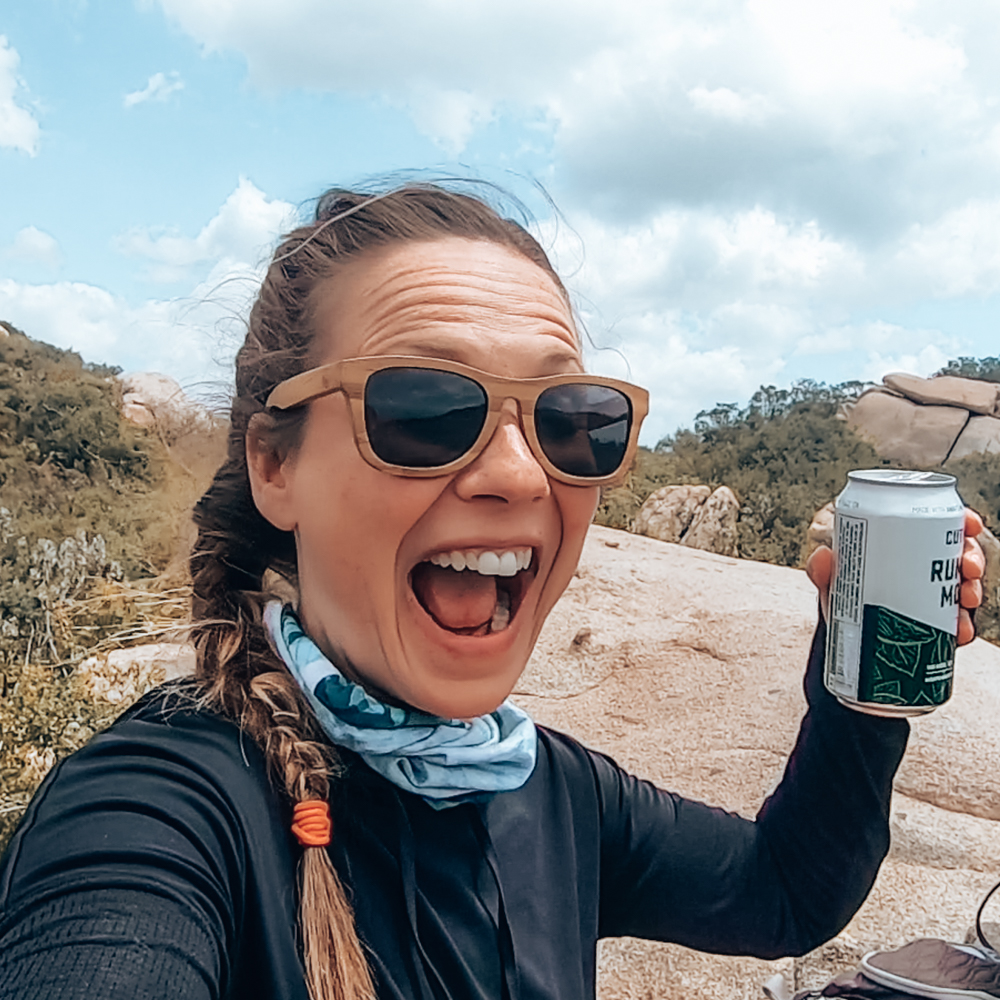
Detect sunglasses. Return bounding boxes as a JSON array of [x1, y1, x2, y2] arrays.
[[266, 356, 649, 486]]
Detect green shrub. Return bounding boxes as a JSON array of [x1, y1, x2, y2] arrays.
[[0, 324, 216, 855]]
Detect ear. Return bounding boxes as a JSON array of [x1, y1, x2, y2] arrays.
[[246, 413, 298, 532]]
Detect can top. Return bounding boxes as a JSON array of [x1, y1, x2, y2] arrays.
[[847, 469, 957, 487]]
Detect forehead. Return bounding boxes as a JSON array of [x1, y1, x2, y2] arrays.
[[309, 237, 582, 376]]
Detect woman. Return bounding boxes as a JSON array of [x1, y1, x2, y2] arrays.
[[0, 185, 986, 1000]]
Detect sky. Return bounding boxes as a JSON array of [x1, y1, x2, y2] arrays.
[[3, 0, 1000, 445]]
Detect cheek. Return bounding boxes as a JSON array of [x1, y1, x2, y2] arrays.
[[559, 484, 601, 537], [547, 483, 599, 583]]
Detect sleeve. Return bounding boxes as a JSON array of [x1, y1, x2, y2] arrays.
[[595, 621, 909, 958], [0, 708, 257, 1000]]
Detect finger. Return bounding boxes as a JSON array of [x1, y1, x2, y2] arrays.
[[806, 544, 833, 622], [806, 544, 832, 590], [961, 536, 986, 580], [960, 577, 983, 609], [958, 608, 975, 646], [964, 508, 984, 538]]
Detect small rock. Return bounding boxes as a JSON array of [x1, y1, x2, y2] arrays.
[[19, 746, 57, 786], [634, 485, 711, 543], [804, 501, 835, 559], [682, 486, 740, 557]]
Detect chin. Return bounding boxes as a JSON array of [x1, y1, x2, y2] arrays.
[[397, 659, 527, 721]]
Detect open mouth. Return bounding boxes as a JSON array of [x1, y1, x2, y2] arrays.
[[410, 547, 535, 637]]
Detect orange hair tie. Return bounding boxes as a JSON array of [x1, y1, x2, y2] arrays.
[[292, 800, 332, 847]]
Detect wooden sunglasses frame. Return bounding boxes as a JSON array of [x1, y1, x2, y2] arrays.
[[266, 356, 649, 487]]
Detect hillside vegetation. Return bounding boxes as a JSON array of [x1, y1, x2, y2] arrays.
[[0, 322, 220, 849]]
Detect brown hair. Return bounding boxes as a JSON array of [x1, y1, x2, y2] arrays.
[[189, 184, 568, 1000]]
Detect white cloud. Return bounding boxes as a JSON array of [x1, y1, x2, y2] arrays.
[[115, 177, 296, 282], [686, 87, 774, 124], [148, 0, 989, 215], [0, 36, 40, 155], [0, 262, 258, 396], [538, 202, 986, 441], [890, 199, 1000, 298], [0, 184, 296, 397], [405, 87, 494, 156], [3, 226, 61, 269], [123, 71, 185, 108]]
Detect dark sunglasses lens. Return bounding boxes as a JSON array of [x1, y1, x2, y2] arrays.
[[365, 368, 488, 468], [535, 384, 632, 478]]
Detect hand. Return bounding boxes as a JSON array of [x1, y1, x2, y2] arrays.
[[806, 508, 986, 646]]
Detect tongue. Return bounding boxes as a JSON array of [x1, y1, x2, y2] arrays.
[[412, 563, 498, 631]]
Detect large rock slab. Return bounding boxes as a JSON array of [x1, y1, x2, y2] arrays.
[[518, 525, 1000, 1000], [947, 414, 1000, 463], [884, 373, 1000, 416], [843, 388, 968, 466], [895, 638, 1000, 821], [634, 484, 711, 543]]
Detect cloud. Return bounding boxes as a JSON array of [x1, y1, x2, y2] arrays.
[[538, 202, 982, 441], [0, 36, 40, 155], [0, 184, 297, 397], [123, 71, 185, 108], [115, 177, 296, 282], [0, 262, 259, 396], [3, 227, 61, 269], [405, 87, 494, 156], [148, 0, 995, 229]]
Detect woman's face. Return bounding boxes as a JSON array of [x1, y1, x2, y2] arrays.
[[250, 237, 599, 719]]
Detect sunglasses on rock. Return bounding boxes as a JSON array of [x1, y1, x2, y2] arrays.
[[266, 356, 649, 486]]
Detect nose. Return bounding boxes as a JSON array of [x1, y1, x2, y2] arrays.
[[453, 399, 550, 503]]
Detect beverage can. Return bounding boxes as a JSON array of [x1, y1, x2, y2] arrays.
[[824, 469, 965, 717]]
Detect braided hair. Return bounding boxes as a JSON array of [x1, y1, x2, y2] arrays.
[[189, 184, 567, 1000]]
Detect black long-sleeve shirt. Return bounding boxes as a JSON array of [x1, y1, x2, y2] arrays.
[[0, 625, 908, 999]]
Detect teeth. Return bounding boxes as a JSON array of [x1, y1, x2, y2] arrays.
[[427, 547, 532, 576], [477, 551, 500, 575], [491, 589, 511, 632]]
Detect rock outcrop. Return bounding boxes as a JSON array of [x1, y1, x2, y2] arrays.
[[842, 373, 1000, 466], [634, 484, 740, 556], [119, 372, 218, 444]]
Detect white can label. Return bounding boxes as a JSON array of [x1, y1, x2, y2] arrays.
[[825, 507, 962, 710]]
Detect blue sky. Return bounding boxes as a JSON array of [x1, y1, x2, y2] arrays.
[[3, 0, 1000, 444]]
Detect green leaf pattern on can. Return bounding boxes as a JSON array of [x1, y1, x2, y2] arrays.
[[858, 605, 955, 707]]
